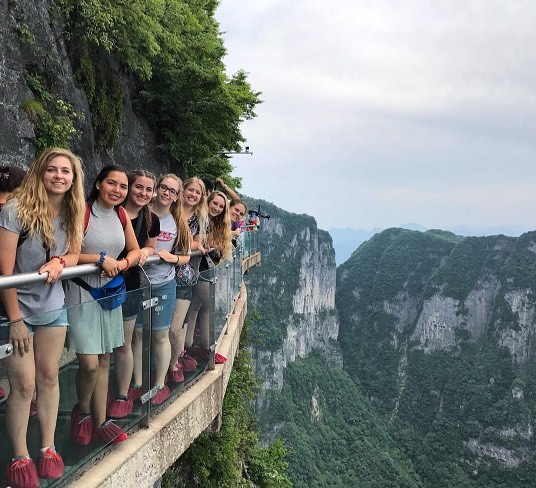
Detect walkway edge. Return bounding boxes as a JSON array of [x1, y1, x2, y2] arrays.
[[69, 284, 249, 488]]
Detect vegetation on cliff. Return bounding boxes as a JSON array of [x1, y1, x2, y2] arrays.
[[163, 322, 292, 488], [336, 228, 536, 487], [259, 351, 422, 487], [19, 0, 261, 181]]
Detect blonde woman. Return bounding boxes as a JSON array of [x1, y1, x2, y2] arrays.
[[141, 174, 190, 403], [185, 190, 232, 363], [167, 177, 208, 381], [0, 148, 85, 487]]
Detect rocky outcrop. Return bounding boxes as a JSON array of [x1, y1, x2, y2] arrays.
[[245, 199, 341, 400], [0, 0, 170, 177], [336, 228, 536, 482]]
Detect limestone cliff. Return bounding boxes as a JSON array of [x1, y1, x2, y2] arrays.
[[244, 199, 341, 397], [336, 228, 536, 484]]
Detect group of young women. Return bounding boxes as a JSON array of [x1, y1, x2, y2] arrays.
[[0, 148, 248, 488]]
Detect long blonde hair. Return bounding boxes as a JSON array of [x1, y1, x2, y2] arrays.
[[158, 173, 191, 254], [182, 177, 208, 244], [207, 191, 232, 260], [9, 147, 85, 251]]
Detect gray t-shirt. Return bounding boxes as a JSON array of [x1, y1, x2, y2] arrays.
[[0, 199, 69, 324], [143, 212, 176, 284]]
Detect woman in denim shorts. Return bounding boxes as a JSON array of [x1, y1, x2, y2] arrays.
[[0, 148, 85, 488]]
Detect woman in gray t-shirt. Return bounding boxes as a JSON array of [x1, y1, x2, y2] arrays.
[[0, 148, 85, 486]]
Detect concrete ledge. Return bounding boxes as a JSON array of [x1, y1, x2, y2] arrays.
[[70, 284, 249, 488], [242, 252, 261, 275]]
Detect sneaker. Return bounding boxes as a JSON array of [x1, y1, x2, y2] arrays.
[[215, 353, 227, 364], [0, 386, 5, 401], [169, 365, 184, 383], [71, 404, 93, 446], [6, 457, 39, 488], [93, 420, 128, 443], [107, 396, 133, 419], [151, 385, 170, 405], [128, 384, 142, 402], [36, 448, 64, 479], [178, 353, 197, 372]]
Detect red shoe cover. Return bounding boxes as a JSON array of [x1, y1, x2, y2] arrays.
[[36, 448, 64, 479]]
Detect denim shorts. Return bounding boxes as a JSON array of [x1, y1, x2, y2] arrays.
[[0, 307, 68, 342], [136, 279, 176, 331], [122, 288, 143, 321]]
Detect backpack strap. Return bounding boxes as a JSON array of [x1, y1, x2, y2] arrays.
[[117, 206, 127, 230], [17, 229, 50, 261], [71, 276, 92, 292]]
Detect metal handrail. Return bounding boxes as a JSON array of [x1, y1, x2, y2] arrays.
[[0, 250, 205, 290]]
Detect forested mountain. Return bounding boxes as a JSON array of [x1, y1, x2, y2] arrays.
[[337, 228, 536, 487], [251, 204, 536, 487]]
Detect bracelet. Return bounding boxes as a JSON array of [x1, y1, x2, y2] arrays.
[[97, 251, 106, 267], [122, 257, 130, 271], [51, 255, 67, 267]]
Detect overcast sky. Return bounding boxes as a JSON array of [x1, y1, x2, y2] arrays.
[[215, 1, 536, 234]]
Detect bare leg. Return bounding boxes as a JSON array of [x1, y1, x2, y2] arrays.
[[92, 353, 110, 426], [4, 345, 35, 457], [114, 319, 135, 397], [132, 328, 143, 386], [152, 330, 171, 387], [75, 354, 99, 414], [198, 305, 210, 350], [33, 325, 66, 448], [185, 285, 204, 348], [169, 299, 191, 370]]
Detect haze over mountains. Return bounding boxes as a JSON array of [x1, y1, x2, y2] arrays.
[[329, 224, 531, 265]]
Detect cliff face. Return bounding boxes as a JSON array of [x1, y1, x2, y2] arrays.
[[336, 228, 536, 485], [0, 0, 169, 176], [244, 199, 340, 396]]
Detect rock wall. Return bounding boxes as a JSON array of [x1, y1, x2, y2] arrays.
[[0, 0, 170, 178], [245, 199, 341, 400]]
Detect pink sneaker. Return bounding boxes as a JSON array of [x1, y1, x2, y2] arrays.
[[71, 404, 93, 446], [6, 457, 39, 488], [0, 385, 5, 401], [93, 420, 128, 443], [128, 384, 142, 402], [178, 353, 197, 372], [169, 365, 184, 383], [36, 448, 64, 479], [107, 396, 133, 419], [151, 385, 170, 405], [215, 353, 227, 364]]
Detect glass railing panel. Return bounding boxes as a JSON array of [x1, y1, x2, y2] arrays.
[[0, 284, 150, 487], [213, 261, 230, 343]]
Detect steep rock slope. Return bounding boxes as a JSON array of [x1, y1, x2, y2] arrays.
[[244, 198, 341, 396], [337, 228, 536, 487]]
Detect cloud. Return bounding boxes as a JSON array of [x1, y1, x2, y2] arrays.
[[217, 1, 536, 233]]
